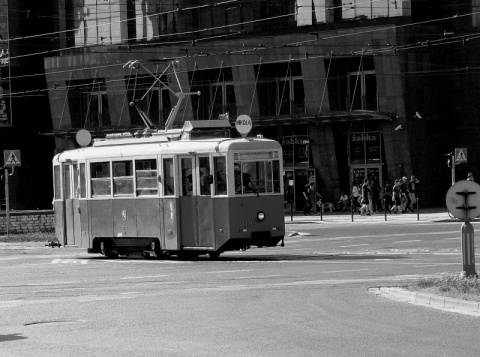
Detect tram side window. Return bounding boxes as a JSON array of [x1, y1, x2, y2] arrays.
[[214, 157, 227, 195], [135, 159, 158, 196], [199, 157, 211, 196], [80, 163, 87, 198], [163, 158, 175, 196], [64, 165, 72, 199], [91, 162, 111, 197], [113, 161, 134, 196], [54, 166, 61, 200]]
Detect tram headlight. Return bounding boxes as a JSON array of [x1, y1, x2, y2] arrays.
[[257, 211, 265, 222]]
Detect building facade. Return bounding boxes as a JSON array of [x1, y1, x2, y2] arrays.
[[39, 0, 480, 209]]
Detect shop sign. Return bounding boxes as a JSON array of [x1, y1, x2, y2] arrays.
[[350, 133, 379, 142]]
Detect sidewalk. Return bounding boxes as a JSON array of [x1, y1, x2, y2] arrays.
[[284, 207, 458, 224]]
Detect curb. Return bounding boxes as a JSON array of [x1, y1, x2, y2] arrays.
[[370, 287, 480, 316]]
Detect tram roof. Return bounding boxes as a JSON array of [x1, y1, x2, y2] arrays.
[[53, 136, 281, 163]]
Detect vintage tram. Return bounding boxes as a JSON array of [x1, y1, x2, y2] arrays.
[[52, 119, 285, 259]]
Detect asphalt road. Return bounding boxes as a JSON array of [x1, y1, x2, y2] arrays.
[[1, 213, 480, 356]]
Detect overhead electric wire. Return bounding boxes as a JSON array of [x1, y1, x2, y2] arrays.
[[3, 2, 480, 99]]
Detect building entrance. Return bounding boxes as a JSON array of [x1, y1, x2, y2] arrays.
[[350, 165, 382, 186], [284, 168, 316, 212]]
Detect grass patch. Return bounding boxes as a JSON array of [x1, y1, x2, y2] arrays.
[[0, 232, 55, 243], [405, 272, 480, 302]]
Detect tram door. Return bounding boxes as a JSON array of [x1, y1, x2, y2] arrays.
[[178, 155, 214, 248], [63, 163, 82, 246]]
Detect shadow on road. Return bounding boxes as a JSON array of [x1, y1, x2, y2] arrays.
[[0, 333, 28, 343]]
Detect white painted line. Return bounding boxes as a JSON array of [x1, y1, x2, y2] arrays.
[[339, 244, 369, 248], [326, 269, 370, 274], [27, 281, 79, 286], [205, 270, 252, 274], [121, 275, 168, 280], [413, 263, 457, 268], [234, 275, 281, 280], [393, 240, 422, 244]]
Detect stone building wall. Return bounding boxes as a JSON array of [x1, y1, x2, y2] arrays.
[[0, 211, 55, 234]]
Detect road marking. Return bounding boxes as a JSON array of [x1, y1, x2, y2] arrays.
[[393, 240, 422, 244], [233, 275, 281, 280], [288, 230, 459, 242], [205, 270, 252, 274], [122, 275, 168, 280], [26, 281, 79, 286], [52, 259, 89, 264], [339, 244, 369, 248], [326, 269, 370, 273], [413, 263, 457, 268]]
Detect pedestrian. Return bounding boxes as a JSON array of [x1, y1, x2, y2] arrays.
[[351, 179, 361, 210], [359, 178, 372, 216], [408, 175, 420, 212], [302, 183, 311, 215], [308, 182, 322, 215], [337, 191, 349, 211], [400, 176, 409, 213], [383, 180, 393, 212], [370, 180, 381, 213], [390, 179, 402, 214], [467, 172, 474, 181]]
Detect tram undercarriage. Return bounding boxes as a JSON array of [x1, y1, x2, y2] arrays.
[[88, 234, 284, 259]]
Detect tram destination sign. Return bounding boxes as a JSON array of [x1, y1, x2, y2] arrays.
[[3, 150, 21, 167]]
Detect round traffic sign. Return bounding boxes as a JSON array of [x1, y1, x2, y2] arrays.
[[445, 180, 480, 220], [235, 114, 252, 137], [75, 129, 92, 147]]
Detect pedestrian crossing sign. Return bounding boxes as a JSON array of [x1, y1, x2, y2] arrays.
[[455, 148, 467, 164], [3, 150, 21, 167]]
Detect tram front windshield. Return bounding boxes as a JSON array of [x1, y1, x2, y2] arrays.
[[234, 151, 281, 195]]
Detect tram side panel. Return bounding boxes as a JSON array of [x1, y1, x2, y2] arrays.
[[89, 199, 114, 245], [213, 197, 231, 250], [163, 198, 181, 250], [112, 199, 138, 239], [54, 200, 66, 246], [135, 198, 162, 245]]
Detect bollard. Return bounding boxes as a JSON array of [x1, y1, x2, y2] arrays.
[[384, 198, 387, 221], [351, 196, 354, 222], [461, 221, 477, 277], [416, 198, 419, 221], [290, 201, 293, 222]]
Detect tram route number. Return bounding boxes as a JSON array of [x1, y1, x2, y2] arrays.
[[236, 118, 252, 126], [243, 221, 255, 228]]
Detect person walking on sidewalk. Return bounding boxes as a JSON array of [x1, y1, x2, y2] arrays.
[[408, 175, 420, 212], [302, 183, 311, 215], [390, 179, 403, 214]]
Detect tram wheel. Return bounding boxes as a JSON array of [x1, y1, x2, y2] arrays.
[[103, 250, 119, 259], [208, 252, 221, 259]]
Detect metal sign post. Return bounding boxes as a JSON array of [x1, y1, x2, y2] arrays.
[[446, 180, 480, 277], [3, 150, 20, 239]]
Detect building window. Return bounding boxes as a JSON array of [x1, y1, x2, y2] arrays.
[[68, 79, 111, 129], [255, 61, 305, 118], [327, 57, 377, 112], [126, 74, 172, 128], [189, 67, 236, 120]]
